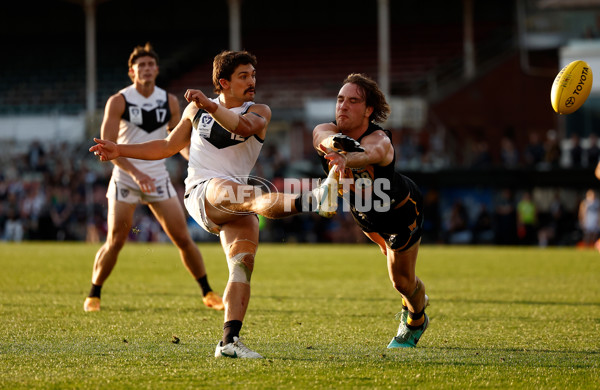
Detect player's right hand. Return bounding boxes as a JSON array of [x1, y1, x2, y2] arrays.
[[324, 151, 347, 173], [89, 138, 119, 161], [185, 89, 217, 113]]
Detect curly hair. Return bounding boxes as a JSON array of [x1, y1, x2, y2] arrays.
[[212, 50, 257, 94], [343, 73, 390, 124]]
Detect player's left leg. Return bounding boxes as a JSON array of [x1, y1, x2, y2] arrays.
[[386, 240, 429, 348], [213, 214, 263, 359], [149, 197, 223, 311]]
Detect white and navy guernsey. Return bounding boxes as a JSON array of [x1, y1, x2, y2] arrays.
[[111, 85, 173, 192], [185, 98, 264, 193]]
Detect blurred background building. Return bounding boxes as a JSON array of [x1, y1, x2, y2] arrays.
[[2, 0, 600, 246]]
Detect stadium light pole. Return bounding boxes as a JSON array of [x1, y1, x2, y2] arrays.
[[82, 0, 98, 234], [463, 0, 475, 80], [377, 0, 391, 100], [228, 0, 242, 51], [84, 0, 97, 128]]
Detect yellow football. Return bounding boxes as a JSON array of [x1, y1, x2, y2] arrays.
[[551, 60, 593, 115]]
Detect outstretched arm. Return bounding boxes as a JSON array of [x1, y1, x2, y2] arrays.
[[340, 131, 393, 169], [312, 123, 392, 172], [167, 93, 190, 160], [312, 123, 344, 172], [313, 123, 340, 155], [91, 103, 195, 162]]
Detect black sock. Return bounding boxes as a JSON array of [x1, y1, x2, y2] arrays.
[[222, 320, 243, 345], [407, 308, 425, 330], [196, 275, 213, 296], [293, 195, 303, 213], [88, 283, 102, 298]]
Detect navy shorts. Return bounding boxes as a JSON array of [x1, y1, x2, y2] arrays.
[[351, 175, 424, 251]]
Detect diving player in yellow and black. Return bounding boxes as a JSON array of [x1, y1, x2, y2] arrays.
[[313, 73, 429, 348]]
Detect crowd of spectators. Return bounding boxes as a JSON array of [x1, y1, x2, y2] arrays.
[[432, 188, 579, 247], [0, 134, 594, 247], [0, 140, 109, 242], [398, 127, 600, 171]]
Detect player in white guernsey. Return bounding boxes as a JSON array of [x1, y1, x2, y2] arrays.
[[90, 50, 341, 358], [83, 43, 223, 313]]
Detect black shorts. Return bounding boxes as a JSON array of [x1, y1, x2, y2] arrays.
[[351, 175, 424, 251]]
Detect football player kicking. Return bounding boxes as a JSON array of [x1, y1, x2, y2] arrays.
[[90, 50, 339, 358]]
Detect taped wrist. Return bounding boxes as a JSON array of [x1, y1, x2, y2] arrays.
[[320, 133, 342, 151]]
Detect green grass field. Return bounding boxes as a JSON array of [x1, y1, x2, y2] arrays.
[[1, 242, 599, 389]]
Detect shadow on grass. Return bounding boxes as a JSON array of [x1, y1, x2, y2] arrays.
[[431, 345, 600, 355], [269, 345, 600, 367], [433, 298, 600, 307], [234, 293, 600, 308]]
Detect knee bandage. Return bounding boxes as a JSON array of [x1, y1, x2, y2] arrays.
[[226, 239, 257, 285]]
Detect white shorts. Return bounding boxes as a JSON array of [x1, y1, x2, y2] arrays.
[[107, 178, 176, 204], [184, 179, 221, 235]]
